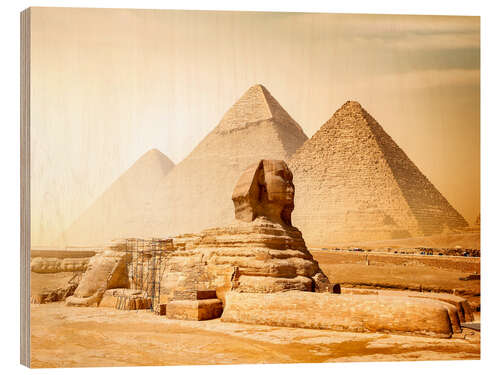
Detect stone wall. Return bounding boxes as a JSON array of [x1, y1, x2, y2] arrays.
[[221, 291, 456, 338]]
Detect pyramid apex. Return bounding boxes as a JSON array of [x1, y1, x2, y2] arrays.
[[241, 83, 273, 100], [317, 101, 368, 132], [134, 148, 175, 171], [341, 100, 363, 110], [250, 83, 267, 90], [214, 84, 306, 138], [141, 148, 168, 160]]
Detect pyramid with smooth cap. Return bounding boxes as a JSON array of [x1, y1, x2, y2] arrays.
[[288, 101, 469, 246], [61, 149, 175, 247], [149, 84, 308, 236]]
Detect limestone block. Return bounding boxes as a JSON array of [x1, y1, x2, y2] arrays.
[[166, 299, 223, 321], [98, 288, 151, 310], [221, 291, 454, 338], [173, 290, 217, 301]]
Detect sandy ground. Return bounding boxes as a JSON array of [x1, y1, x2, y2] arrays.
[[313, 252, 480, 311], [312, 251, 480, 302], [30, 303, 479, 368], [29, 250, 481, 367], [31, 272, 75, 295]]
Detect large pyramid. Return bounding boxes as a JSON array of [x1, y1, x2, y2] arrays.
[[61, 149, 175, 247], [149, 84, 308, 236], [288, 101, 469, 246]]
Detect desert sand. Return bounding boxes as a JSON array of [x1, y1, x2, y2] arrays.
[[30, 302, 479, 368], [30, 243, 481, 368]]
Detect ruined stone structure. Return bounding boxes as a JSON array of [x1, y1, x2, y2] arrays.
[[65, 238, 173, 308], [65, 241, 130, 306], [166, 290, 223, 321], [149, 84, 308, 237], [61, 149, 175, 247], [288, 101, 469, 246]]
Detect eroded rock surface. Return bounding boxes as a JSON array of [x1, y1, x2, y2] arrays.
[[65, 241, 130, 306], [30, 273, 82, 304], [162, 160, 331, 302], [221, 291, 456, 338]]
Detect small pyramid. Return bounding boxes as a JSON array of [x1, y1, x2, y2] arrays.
[[288, 101, 469, 246], [149, 84, 308, 236], [61, 149, 175, 247]]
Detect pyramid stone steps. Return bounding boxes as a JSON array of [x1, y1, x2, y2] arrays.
[[289, 101, 468, 246]]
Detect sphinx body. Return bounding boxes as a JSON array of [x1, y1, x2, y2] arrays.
[[162, 160, 331, 302]]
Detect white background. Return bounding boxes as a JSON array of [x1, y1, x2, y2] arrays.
[[1, 1, 497, 374]]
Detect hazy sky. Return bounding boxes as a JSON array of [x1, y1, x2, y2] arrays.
[[30, 7, 480, 246]]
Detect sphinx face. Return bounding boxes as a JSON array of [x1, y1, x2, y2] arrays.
[[263, 160, 295, 205], [232, 160, 295, 226]]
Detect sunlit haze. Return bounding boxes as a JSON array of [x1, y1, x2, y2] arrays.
[[30, 8, 480, 246]]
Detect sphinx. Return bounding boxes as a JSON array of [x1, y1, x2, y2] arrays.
[[162, 160, 332, 304]]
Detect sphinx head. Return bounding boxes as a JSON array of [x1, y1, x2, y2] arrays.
[[231, 160, 294, 226]]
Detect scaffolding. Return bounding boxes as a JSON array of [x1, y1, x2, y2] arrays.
[[125, 238, 173, 312]]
